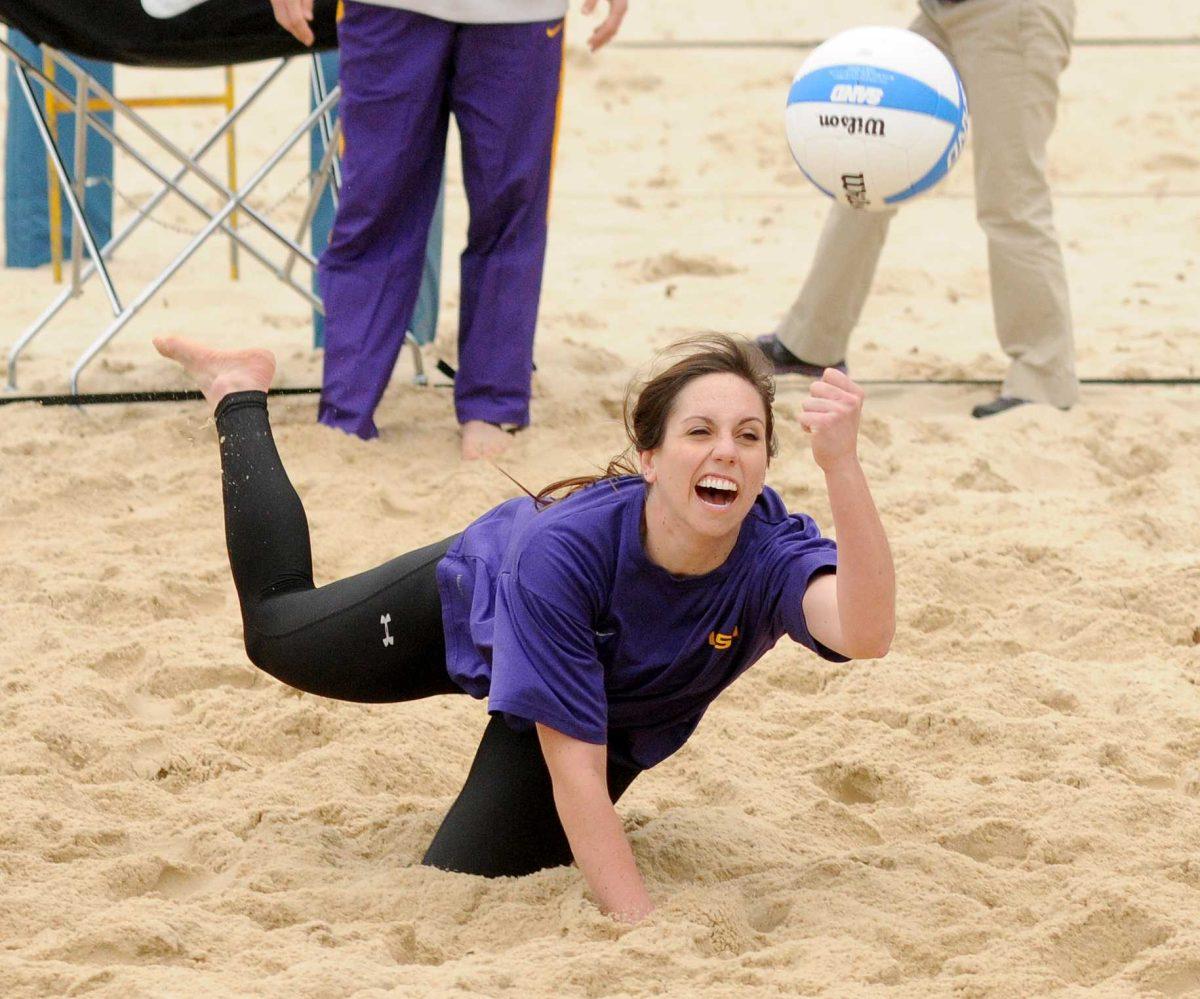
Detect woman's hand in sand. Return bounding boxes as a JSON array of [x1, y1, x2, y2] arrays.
[[269, 0, 315, 46], [537, 724, 654, 922], [582, 0, 628, 51], [798, 368, 866, 472]]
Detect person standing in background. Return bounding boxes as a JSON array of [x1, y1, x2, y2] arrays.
[[269, 0, 629, 457], [758, 0, 1079, 419]]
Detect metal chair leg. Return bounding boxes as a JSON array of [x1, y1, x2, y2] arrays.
[[311, 53, 341, 205], [14, 65, 121, 315], [407, 332, 428, 386], [4, 59, 297, 389], [285, 117, 341, 281], [69, 89, 341, 393], [69, 75, 88, 294], [44, 47, 319, 266]]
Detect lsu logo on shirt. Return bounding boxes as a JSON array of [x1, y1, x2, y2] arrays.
[[708, 626, 739, 651]]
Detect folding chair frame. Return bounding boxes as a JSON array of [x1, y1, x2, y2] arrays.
[[2, 39, 343, 393], [41, 58, 244, 284]]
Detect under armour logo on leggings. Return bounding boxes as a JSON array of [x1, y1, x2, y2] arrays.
[[380, 613, 395, 647]]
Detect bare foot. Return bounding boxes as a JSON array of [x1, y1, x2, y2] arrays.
[[460, 420, 512, 461], [153, 336, 276, 411]]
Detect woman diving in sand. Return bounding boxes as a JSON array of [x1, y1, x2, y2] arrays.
[[154, 331, 894, 922]]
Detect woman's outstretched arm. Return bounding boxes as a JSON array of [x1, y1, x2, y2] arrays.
[[799, 369, 896, 659], [536, 723, 654, 923]]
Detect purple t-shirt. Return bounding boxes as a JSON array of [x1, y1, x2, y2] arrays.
[[435, 476, 844, 770]]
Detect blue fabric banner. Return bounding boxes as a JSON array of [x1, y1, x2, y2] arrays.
[[4, 30, 114, 268], [309, 49, 339, 348]]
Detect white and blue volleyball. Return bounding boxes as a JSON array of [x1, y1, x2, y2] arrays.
[[785, 26, 969, 212]]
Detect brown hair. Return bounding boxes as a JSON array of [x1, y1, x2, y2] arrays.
[[535, 333, 777, 507]]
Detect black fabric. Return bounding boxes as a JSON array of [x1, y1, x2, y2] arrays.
[[214, 391, 642, 877], [423, 716, 642, 878], [216, 390, 458, 702], [0, 0, 338, 68]]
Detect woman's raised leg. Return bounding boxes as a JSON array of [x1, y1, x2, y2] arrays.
[[155, 336, 461, 703]]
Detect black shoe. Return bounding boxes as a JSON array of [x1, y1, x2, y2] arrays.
[[971, 396, 1029, 419], [754, 334, 846, 378]]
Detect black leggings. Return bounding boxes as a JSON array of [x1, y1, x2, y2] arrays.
[[214, 392, 639, 877]]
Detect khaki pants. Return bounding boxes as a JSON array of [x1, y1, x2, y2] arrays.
[[777, 0, 1078, 408]]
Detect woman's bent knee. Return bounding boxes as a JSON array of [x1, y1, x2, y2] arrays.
[[242, 628, 293, 679]]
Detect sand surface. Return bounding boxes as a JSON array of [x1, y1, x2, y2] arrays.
[[2, 3, 1199, 996]]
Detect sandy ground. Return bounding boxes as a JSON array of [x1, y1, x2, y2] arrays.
[[2, 2, 1200, 996]]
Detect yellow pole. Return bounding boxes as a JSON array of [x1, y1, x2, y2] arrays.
[[44, 53, 63, 284], [38, 66, 249, 285], [225, 66, 239, 280]]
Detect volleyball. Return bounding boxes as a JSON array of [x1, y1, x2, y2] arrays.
[[785, 26, 969, 211]]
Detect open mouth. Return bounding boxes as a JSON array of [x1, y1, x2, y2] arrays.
[[695, 475, 739, 508]]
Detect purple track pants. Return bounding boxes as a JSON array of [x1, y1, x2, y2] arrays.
[[317, 3, 564, 440]]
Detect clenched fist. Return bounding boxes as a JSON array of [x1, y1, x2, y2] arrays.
[[798, 367, 865, 471]]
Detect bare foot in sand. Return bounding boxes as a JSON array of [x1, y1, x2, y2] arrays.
[[460, 420, 512, 461], [153, 336, 276, 411]]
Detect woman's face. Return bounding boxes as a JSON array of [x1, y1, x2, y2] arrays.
[[639, 372, 770, 552]]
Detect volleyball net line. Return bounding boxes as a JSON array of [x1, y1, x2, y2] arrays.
[[3, 377, 1198, 408], [611, 36, 1200, 51], [2, 30, 1194, 411]]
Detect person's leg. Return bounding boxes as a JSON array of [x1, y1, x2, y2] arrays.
[[936, 0, 1078, 409], [213, 390, 461, 701], [774, 10, 949, 368], [449, 21, 564, 443], [773, 205, 894, 367], [422, 716, 641, 877], [317, 4, 454, 440]]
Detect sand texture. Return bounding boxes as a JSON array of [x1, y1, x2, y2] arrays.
[[2, 2, 1199, 996]]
